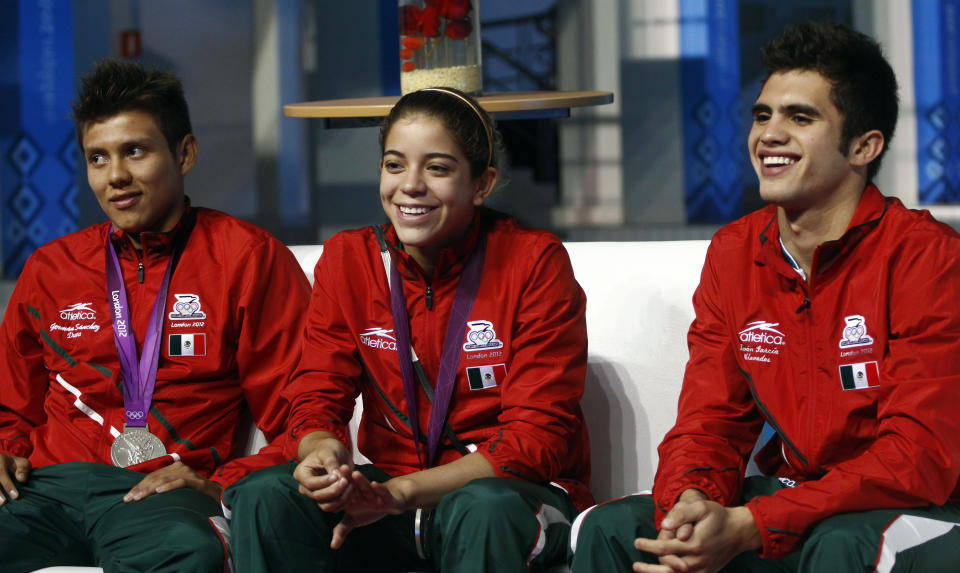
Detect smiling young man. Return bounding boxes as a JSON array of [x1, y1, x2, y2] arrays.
[[0, 59, 310, 572], [569, 21, 960, 573]]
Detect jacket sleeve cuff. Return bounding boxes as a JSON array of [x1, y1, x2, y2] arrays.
[[475, 438, 548, 483], [746, 496, 805, 559], [283, 421, 351, 460], [478, 448, 525, 481], [653, 476, 729, 527], [0, 438, 32, 459], [210, 440, 291, 489]]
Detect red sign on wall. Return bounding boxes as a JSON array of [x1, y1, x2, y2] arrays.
[[120, 29, 141, 58]]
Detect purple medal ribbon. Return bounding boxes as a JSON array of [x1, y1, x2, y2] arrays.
[[105, 236, 177, 428], [390, 232, 487, 468]]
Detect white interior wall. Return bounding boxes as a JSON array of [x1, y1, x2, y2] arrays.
[[554, 0, 624, 228], [108, 0, 258, 219], [855, 0, 919, 208]]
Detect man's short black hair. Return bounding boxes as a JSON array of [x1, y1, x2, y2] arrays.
[[761, 21, 899, 181], [72, 59, 192, 153]]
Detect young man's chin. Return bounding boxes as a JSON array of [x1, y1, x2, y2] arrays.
[[108, 217, 153, 237]]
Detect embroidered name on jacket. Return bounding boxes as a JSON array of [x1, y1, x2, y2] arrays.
[[49, 302, 102, 338], [738, 320, 785, 363]]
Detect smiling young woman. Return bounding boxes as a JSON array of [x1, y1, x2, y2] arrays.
[[377, 90, 497, 276], [225, 88, 593, 573]]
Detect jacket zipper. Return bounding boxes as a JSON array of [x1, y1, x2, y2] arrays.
[[425, 282, 433, 310], [798, 256, 818, 474]]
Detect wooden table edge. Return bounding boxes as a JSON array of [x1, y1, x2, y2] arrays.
[[283, 90, 614, 118]]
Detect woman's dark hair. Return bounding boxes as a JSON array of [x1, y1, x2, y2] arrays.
[[761, 21, 899, 181], [72, 59, 192, 153], [380, 87, 503, 178]]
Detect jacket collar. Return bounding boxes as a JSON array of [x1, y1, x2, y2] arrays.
[[383, 210, 485, 280], [756, 184, 888, 277], [109, 198, 195, 261]]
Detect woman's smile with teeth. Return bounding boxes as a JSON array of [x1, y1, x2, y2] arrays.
[[399, 205, 433, 215]]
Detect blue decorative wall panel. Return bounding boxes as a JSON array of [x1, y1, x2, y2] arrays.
[[680, 0, 743, 223], [914, 0, 960, 204], [0, 0, 77, 278]]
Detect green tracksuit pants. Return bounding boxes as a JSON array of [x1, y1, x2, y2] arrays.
[[0, 461, 228, 573], [224, 462, 577, 573], [568, 476, 960, 573]]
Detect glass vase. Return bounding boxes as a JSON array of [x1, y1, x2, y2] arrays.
[[398, 0, 483, 95]]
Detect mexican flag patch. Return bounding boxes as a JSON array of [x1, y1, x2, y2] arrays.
[[466, 364, 507, 390], [169, 333, 206, 357], [839, 361, 879, 390]]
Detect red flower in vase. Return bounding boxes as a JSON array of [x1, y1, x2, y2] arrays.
[[421, 5, 441, 37], [399, 4, 422, 36], [440, 0, 472, 20], [401, 36, 425, 50], [445, 19, 473, 40]]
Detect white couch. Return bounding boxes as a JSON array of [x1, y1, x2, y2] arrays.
[[286, 240, 709, 503], [33, 239, 710, 573]]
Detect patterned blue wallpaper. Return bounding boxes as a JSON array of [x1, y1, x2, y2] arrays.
[[914, 0, 960, 204], [0, 0, 78, 278]]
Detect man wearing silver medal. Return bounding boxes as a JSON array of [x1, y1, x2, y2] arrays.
[[111, 425, 166, 468], [0, 60, 310, 572]]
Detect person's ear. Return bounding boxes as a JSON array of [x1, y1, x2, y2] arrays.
[[177, 134, 198, 176], [472, 167, 498, 206], [848, 129, 884, 168]]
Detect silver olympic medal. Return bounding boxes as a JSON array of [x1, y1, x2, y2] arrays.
[[110, 425, 167, 467]]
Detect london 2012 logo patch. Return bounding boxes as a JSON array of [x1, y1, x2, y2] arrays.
[[462, 320, 503, 352], [168, 294, 207, 321], [838, 315, 874, 349]]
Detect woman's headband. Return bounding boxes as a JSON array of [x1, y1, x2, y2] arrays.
[[421, 87, 493, 169]]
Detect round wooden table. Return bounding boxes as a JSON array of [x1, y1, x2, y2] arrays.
[[284, 90, 614, 126]]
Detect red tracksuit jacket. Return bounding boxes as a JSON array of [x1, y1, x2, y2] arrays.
[[283, 210, 593, 510], [0, 206, 310, 487], [654, 185, 960, 558]]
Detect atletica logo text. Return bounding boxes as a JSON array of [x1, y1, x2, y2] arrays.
[[51, 301, 102, 339], [738, 320, 785, 363], [60, 302, 96, 321], [360, 327, 397, 351]]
